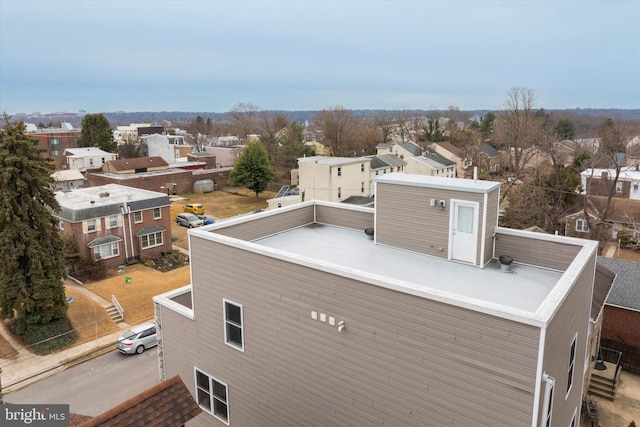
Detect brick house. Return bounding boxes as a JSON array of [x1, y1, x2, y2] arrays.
[[54, 184, 173, 268], [580, 166, 640, 200], [25, 122, 80, 168]]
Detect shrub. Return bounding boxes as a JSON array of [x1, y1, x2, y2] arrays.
[[9, 316, 78, 355]]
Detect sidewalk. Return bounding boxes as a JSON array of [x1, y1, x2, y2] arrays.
[[0, 280, 131, 395]]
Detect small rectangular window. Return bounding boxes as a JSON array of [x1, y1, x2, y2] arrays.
[[616, 181, 622, 193], [361, 163, 365, 172], [337, 167, 342, 177], [338, 187, 342, 199], [195, 369, 229, 424], [361, 182, 365, 193], [59, 220, 64, 230], [575, 219, 589, 232], [134, 211, 142, 223], [545, 381, 554, 427], [569, 408, 577, 427], [223, 299, 244, 351], [153, 207, 161, 219], [567, 335, 577, 394], [86, 218, 97, 232], [107, 215, 119, 229]]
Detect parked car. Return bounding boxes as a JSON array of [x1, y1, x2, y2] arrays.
[[197, 214, 215, 225], [116, 322, 157, 355], [176, 213, 204, 228], [183, 203, 204, 215]]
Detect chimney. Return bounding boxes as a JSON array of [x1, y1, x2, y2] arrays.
[[99, 192, 110, 198]]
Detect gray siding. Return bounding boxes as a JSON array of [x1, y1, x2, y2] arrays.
[[494, 232, 581, 270], [539, 254, 595, 425], [170, 290, 192, 309], [213, 205, 314, 241], [375, 182, 485, 262], [315, 204, 374, 230], [483, 189, 500, 264], [162, 236, 542, 427]]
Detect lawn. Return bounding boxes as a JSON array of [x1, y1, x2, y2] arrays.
[[84, 263, 191, 326], [64, 285, 121, 348], [170, 188, 276, 250]]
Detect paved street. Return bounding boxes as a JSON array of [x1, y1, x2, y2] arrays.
[[5, 348, 159, 417]]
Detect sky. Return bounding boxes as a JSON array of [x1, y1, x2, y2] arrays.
[[1, 0, 639, 115]]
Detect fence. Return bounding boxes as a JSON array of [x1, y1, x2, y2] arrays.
[[601, 339, 640, 375]]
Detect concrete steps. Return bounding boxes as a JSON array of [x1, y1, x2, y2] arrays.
[[588, 370, 619, 401], [106, 304, 123, 323]]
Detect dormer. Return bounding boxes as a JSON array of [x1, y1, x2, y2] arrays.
[[375, 173, 500, 267]]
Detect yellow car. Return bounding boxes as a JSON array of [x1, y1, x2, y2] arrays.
[[183, 203, 204, 215]]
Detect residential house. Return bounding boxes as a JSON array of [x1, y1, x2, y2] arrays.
[[51, 169, 86, 192], [580, 166, 640, 200], [430, 141, 472, 178], [204, 146, 244, 167], [114, 123, 163, 144], [565, 197, 640, 241], [25, 122, 80, 168], [64, 147, 117, 172], [303, 140, 331, 156], [298, 156, 371, 202], [368, 153, 407, 195], [597, 257, 640, 377], [376, 141, 423, 159], [54, 184, 173, 268], [141, 133, 193, 164], [405, 152, 457, 178], [478, 142, 501, 174], [154, 173, 599, 427]]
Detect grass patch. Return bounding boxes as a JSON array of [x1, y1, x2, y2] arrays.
[[85, 263, 191, 326], [65, 286, 120, 347]]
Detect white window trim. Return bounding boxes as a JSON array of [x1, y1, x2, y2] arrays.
[[616, 181, 622, 193], [575, 219, 589, 232], [566, 333, 578, 399], [141, 232, 163, 249], [94, 242, 119, 261], [569, 407, 577, 427], [86, 218, 97, 233], [223, 298, 244, 351], [107, 215, 119, 229], [194, 368, 230, 425], [153, 207, 162, 220], [133, 211, 143, 223]]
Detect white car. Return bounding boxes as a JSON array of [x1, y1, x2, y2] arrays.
[[116, 322, 157, 355], [176, 213, 204, 228]]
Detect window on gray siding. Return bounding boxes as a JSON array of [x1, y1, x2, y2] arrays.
[[545, 381, 554, 427], [567, 335, 577, 394], [569, 408, 577, 427], [195, 369, 229, 425], [224, 299, 244, 351]]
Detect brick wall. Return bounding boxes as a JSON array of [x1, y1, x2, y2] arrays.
[[602, 305, 640, 347], [86, 168, 231, 194]]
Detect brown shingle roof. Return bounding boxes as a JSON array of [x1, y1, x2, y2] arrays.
[[105, 156, 169, 171], [434, 141, 462, 158], [71, 375, 201, 427]]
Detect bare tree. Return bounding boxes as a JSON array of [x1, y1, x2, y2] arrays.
[[313, 106, 358, 157], [229, 103, 260, 139]]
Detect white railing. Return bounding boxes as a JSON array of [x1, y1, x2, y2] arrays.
[[111, 295, 124, 319]]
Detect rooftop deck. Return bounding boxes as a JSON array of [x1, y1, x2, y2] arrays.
[[255, 223, 563, 318]]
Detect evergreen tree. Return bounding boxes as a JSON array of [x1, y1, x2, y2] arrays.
[[0, 120, 68, 332], [78, 113, 116, 153], [229, 140, 275, 200]]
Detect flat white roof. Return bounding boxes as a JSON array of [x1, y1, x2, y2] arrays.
[[55, 183, 167, 209], [376, 173, 500, 193], [252, 224, 561, 325], [298, 156, 370, 166]]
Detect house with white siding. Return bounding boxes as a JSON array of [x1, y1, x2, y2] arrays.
[[297, 156, 371, 203], [64, 147, 117, 172], [405, 151, 457, 178], [154, 173, 600, 427]]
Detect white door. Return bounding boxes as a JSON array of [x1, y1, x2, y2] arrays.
[[451, 201, 478, 264]]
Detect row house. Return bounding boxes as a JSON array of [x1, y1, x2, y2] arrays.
[[405, 151, 457, 178], [54, 184, 173, 268], [298, 156, 371, 203], [154, 174, 601, 426], [368, 153, 406, 195], [376, 141, 423, 159], [25, 122, 80, 168], [580, 166, 640, 200]]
